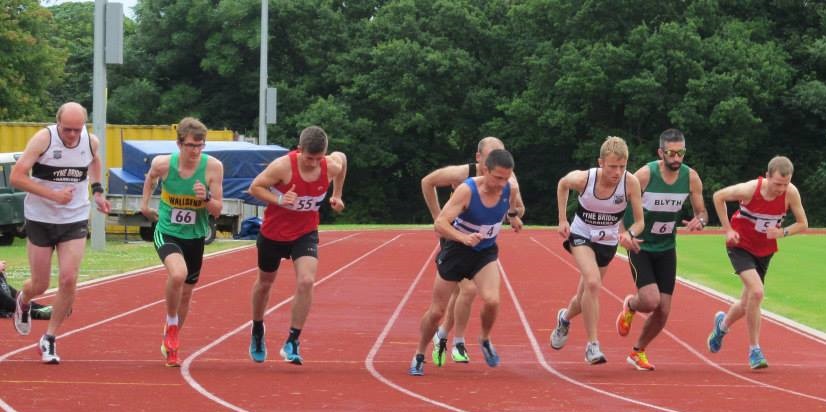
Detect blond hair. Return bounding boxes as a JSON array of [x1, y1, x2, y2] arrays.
[[600, 136, 628, 160], [767, 155, 794, 177]]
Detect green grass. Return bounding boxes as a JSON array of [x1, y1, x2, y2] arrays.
[[676, 234, 826, 332], [1, 238, 253, 289]]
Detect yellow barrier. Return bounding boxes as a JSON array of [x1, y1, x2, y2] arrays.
[[0, 122, 234, 168]]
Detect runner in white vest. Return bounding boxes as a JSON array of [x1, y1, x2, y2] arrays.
[[9, 102, 110, 364], [550, 136, 644, 365]]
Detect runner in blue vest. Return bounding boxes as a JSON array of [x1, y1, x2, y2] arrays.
[[615, 129, 708, 371], [409, 149, 522, 376]]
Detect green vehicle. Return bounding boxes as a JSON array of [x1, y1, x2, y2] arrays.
[[0, 152, 26, 246]]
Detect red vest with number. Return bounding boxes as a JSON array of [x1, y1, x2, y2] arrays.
[[260, 151, 329, 241], [729, 176, 787, 257]]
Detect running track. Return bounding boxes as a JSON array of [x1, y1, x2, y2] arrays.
[[2, 229, 825, 411]]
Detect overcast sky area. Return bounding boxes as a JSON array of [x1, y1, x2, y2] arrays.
[[43, 0, 138, 19]]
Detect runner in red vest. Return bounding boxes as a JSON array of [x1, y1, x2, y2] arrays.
[[708, 156, 808, 369], [247, 126, 347, 365]]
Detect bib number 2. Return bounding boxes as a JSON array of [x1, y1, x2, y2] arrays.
[[171, 208, 196, 225]]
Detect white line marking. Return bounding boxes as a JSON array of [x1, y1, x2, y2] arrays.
[[498, 260, 683, 412], [179, 234, 405, 412], [0, 233, 360, 412], [364, 243, 468, 412], [532, 237, 826, 404]]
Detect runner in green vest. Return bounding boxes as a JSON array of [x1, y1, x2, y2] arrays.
[[140, 117, 224, 367], [615, 128, 707, 371]]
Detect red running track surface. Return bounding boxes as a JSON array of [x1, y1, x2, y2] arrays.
[[1, 229, 824, 411]]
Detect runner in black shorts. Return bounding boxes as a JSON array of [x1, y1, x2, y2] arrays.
[[154, 233, 206, 284], [562, 234, 618, 268], [409, 149, 522, 376], [615, 128, 707, 371], [257, 231, 319, 272], [726, 247, 772, 283], [436, 241, 499, 282]]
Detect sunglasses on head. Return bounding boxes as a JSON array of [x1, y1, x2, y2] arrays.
[[662, 148, 687, 157]]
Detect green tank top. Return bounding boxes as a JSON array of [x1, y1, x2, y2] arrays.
[[623, 161, 690, 252], [156, 153, 209, 239]]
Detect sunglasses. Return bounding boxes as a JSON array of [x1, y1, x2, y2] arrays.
[[181, 142, 206, 150], [662, 148, 687, 157]]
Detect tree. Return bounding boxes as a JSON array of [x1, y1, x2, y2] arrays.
[[0, 0, 66, 121]]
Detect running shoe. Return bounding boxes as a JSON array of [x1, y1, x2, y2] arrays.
[[707, 311, 727, 353], [408, 353, 425, 376], [749, 347, 768, 369], [626, 349, 655, 371], [479, 339, 500, 367], [550, 308, 570, 350], [249, 331, 267, 363], [432, 336, 447, 367], [452, 342, 470, 363], [30, 305, 53, 320], [162, 323, 180, 367], [39, 335, 60, 364], [280, 340, 303, 365], [585, 341, 607, 365], [13, 291, 31, 335], [616, 295, 635, 337]]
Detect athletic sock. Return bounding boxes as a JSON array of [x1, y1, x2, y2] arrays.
[[166, 315, 179, 326], [436, 327, 448, 340], [453, 336, 465, 345], [288, 327, 302, 342], [252, 320, 264, 337]]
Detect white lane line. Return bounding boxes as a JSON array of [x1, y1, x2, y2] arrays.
[[532, 237, 826, 404], [180, 234, 405, 412], [364, 243, 468, 412], [498, 260, 683, 412]]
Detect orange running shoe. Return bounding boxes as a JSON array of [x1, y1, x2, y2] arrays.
[[162, 323, 180, 367], [627, 349, 655, 371], [616, 295, 635, 337]]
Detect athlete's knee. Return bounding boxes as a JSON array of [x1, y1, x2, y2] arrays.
[[583, 277, 601, 295], [295, 274, 315, 294], [477, 289, 500, 308], [458, 280, 477, 297], [56, 275, 78, 292], [635, 292, 660, 313], [746, 286, 764, 303]]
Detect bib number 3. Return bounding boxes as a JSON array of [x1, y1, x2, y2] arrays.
[[171, 208, 196, 225]]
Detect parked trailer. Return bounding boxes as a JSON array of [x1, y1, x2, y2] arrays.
[[105, 140, 288, 244]]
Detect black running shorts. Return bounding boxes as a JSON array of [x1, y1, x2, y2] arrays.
[[256, 230, 319, 273]]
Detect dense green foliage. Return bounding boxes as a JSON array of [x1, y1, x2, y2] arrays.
[[4, 0, 826, 224]]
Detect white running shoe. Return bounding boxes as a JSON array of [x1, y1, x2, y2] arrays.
[[13, 291, 31, 335], [39, 335, 60, 364]]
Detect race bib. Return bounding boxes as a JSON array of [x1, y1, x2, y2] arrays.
[[650, 221, 676, 235], [285, 195, 324, 212], [755, 218, 780, 233], [171, 208, 196, 225], [479, 222, 503, 239], [590, 228, 617, 243]]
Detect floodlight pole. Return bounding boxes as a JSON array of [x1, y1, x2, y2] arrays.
[[258, 0, 268, 145], [91, 0, 107, 250]]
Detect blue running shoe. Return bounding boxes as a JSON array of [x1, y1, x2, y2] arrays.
[[479, 339, 500, 367], [280, 340, 303, 365], [249, 332, 267, 363], [749, 347, 768, 369], [707, 311, 727, 353], [408, 353, 425, 376]]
